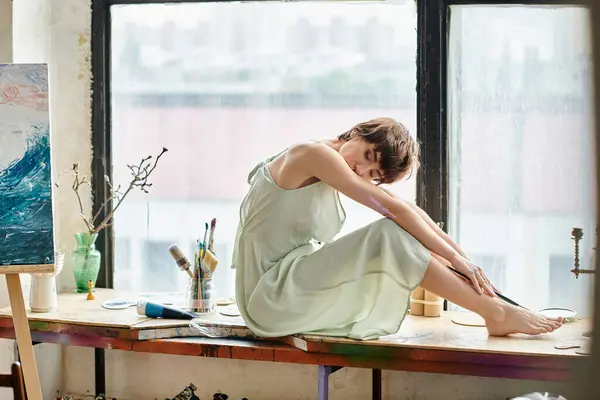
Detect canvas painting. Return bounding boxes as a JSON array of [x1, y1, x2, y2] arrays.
[[0, 64, 55, 266]]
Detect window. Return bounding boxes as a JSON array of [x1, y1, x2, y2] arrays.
[[109, 1, 418, 299], [114, 237, 131, 270], [549, 255, 595, 312], [447, 5, 596, 315], [142, 240, 180, 291]]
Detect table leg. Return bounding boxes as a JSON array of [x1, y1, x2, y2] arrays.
[[95, 348, 106, 399], [318, 366, 342, 400], [372, 369, 382, 400]]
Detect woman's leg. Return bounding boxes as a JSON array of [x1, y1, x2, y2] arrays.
[[420, 255, 563, 335]]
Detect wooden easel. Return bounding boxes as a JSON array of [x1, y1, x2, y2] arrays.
[[3, 263, 54, 400]]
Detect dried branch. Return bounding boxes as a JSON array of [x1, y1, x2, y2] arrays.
[[70, 163, 95, 232], [56, 147, 168, 235], [91, 147, 168, 234]]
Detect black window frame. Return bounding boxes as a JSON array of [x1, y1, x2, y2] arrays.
[[91, 0, 587, 289]]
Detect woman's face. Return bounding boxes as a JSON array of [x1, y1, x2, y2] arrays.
[[338, 137, 383, 183]]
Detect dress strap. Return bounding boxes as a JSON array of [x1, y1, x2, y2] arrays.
[[246, 149, 287, 185], [247, 161, 264, 185]]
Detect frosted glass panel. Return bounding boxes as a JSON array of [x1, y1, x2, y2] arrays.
[[448, 6, 596, 315]]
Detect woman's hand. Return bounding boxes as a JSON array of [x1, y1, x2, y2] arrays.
[[449, 254, 498, 297]]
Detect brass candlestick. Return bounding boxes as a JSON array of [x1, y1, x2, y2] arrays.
[[570, 227, 596, 338], [571, 227, 596, 279]]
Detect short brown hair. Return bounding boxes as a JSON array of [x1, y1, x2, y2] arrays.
[[338, 117, 421, 184]]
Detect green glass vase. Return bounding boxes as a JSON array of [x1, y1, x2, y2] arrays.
[[71, 232, 102, 293]]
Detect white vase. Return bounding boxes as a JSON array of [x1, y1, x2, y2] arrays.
[[29, 252, 64, 313]]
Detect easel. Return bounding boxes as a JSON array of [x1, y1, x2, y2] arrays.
[[3, 263, 55, 400], [0, 63, 54, 400]]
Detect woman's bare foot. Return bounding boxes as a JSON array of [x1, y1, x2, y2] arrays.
[[485, 303, 564, 336], [418, 255, 564, 336]]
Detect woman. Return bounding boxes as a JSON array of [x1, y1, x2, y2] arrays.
[[232, 117, 563, 340]]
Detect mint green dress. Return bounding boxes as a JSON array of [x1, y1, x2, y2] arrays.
[[232, 153, 431, 340]]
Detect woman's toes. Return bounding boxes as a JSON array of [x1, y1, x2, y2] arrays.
[[550, 318, 563, 328], [553, 320, 562, 328]]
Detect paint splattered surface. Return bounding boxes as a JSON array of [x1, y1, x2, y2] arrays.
[[0, 64, 54, 266]]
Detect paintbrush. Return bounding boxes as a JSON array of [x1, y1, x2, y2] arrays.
[[168, 244, 194, 279], [199, 263, 204, 303], [197, 242, 204, 306], [201, 248, 219, 275], [189, 246, 200, 312], [201, 222, 209, 261], [208, 218, 217, 253], [446, 266, 527, 309]]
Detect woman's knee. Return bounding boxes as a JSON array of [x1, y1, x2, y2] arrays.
[[370, 217, 398, 234], [370, 217, 421, 247]]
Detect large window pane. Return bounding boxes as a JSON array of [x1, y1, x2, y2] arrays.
[[448, 6, 596, 315], [110, 2, 418, 299]]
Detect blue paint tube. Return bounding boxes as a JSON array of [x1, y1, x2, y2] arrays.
[[136, 300, 196, 320]]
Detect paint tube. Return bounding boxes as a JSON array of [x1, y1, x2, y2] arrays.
[[136, 300, 196, 320]]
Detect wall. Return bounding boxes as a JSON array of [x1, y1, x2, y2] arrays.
[[35, 0, 93, 395], [0, 0, 11, 63], [0, 0, 576, 398], [0, 0, 13, 310], [10, 0, 94, 290], [2, 0, 93, 398], [11, 0, 93, 307], [0, 5, 17, 398]]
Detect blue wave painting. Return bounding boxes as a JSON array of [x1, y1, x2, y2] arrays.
[[0, 64, 55, 266]]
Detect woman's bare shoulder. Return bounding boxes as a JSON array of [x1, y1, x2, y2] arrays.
[[286, 140, 327, 156], [285, 140, 338, 164], [268, 140, 332, 189]]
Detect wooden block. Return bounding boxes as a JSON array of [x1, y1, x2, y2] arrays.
[[424, 291, 442, 318], [410, 287, 424, 316]]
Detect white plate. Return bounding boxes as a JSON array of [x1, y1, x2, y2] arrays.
[[102, 299, 137, 310], [102, 298, 174, 310], [538, 307, 577, 322]]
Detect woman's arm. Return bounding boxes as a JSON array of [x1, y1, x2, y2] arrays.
[[380, 187, 468, 259], [296, 142, 494, 296], [299, 143, 459, 262]]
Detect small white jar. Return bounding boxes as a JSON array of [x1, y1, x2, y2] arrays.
[[29, 252, 64, 313]]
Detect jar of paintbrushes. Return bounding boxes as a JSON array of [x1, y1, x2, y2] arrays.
[[187, 248, 217, 314], [188, 220, 219, 314]]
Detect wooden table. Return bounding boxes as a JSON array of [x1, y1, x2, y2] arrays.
[[0, 290, 590, 400]]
